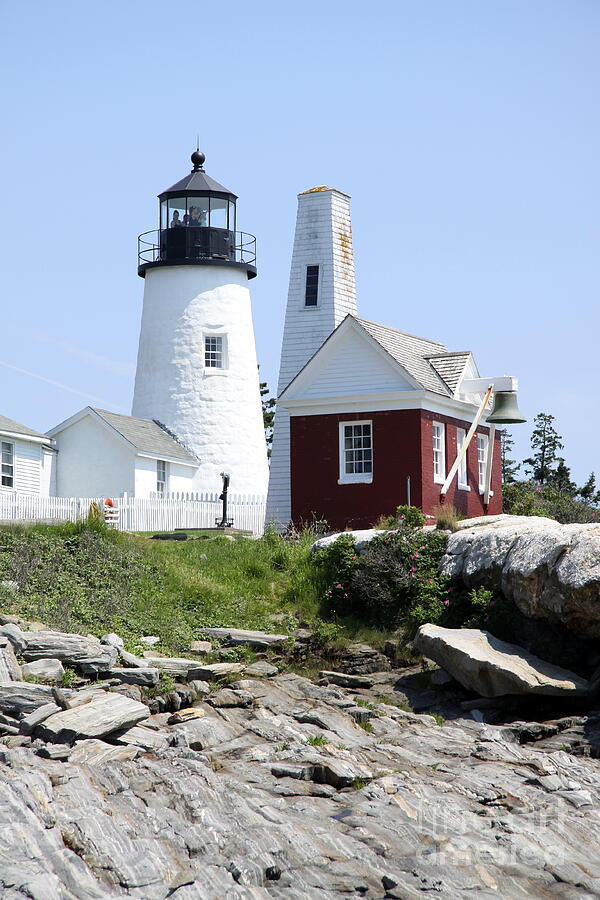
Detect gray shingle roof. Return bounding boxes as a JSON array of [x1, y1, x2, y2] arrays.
[[91, 409, 198, 462], [426, 352, 472, 393], [354, 317, 452, 396], [0, 415, 50, 441]]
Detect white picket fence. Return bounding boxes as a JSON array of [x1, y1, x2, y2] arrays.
[[0, 492, 267, 537]]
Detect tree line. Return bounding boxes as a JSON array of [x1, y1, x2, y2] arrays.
[[500, 413, 600, 523]]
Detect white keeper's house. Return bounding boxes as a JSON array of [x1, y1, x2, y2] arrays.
[[47, 407, 199, 499], [0, 415, 56, 497]]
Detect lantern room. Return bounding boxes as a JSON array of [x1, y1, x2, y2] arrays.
[[138, 149, 256, 278]]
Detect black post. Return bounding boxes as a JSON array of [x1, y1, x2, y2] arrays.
[[216, 472, 233, 528]]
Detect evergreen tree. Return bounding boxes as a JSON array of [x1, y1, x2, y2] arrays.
[[578, 472, 600, 506], [547, 458, 577, 496], [498, 428, 520, 483], [260, 379, 276, 457], [523, 413, 564, 484]]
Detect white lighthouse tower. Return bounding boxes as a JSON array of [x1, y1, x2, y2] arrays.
[[266, 187, 357, 526], [132, 149, 269, 496]]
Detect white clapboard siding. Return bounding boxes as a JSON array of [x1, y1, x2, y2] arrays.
[[13, 440, 42, 495], [0, 492, 266, 537], [302, 329, 414, 399]]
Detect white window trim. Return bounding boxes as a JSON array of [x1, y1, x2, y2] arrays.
[[432, 421, 446, 485], [338, 420, 373, 485], [456, 427, 470, 491], [203, 332, 229, 375], [156, 459, 168, 495], [1, 440, 15, 491], [303, 263, 320, 309], [477, 432, 494, 496]]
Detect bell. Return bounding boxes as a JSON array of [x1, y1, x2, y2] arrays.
[[487, 391, 527, 425]]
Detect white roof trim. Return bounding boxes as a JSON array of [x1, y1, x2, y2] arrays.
[[282, 390, 484, 420], [136, 451, 199, 469], [0, 430, 54, 446], [279, 316, 423, 401]]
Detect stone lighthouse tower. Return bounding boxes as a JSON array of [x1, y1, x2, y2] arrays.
[[132, 149, 269, 496]]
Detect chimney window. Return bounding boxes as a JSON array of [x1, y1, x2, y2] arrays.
[[305, 265, 319, 306]]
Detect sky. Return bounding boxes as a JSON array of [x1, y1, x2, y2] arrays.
[[0, 0, 598, 484]]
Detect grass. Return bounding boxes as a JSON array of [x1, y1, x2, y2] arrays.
[[307, 735, 328, 746], [0, 521, 323, 655]]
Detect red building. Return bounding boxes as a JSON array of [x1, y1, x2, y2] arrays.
[[279, 314, 502, 531]]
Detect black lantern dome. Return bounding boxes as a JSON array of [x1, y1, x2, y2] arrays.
[[138, 150, 256, 278]]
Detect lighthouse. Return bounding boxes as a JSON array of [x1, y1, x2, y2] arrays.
[[132, 149, 269, 496]]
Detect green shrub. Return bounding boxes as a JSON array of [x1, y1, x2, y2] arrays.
[[394, 505, 426, 529], [503, 480, 599, 524], [316, 527, 450, 630]]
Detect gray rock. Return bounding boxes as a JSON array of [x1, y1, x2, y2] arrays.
[[188, 679, 211, 696], [35, 692, 150, 743], [19, 631, 118, 672], [20, 702, 62, 735], [68, 738, 142, 765], [0, 682, 64, 717], [414, 624, 589, 697], [199, 627, 288, 649], [99, 632, 124, 650], [139, 635, 161, 646], [311, 529, 386, 552], [105, 667, 159, 686], [187, 661, 245, 680], [320, 670, 375, 688], [441, 518, 600, 637], [189, 640, 212, 654], [0, 622, 27, 653], [207, 688, 253, 708], [120, 648, 149, 668], [111, 723, 172, 751], [0, 638, 22, 681], [21, 659, 64, 683], [172, 716, 242, 749], [148, 656, 204, 677], [243, 660, 279, 677]]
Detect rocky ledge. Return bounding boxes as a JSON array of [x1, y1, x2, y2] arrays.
[[441, 515, 600, 637], [2, 622, 600, 897]]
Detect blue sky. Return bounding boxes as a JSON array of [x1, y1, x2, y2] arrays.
[[0, 0, 598, 483]]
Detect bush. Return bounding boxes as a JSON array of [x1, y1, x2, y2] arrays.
[[394, 505, 426, 528], [503, 481, 599, 524], [316, 526, 450, 629]]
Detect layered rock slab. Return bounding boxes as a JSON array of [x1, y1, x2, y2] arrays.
[[414, 624, 589, 697]]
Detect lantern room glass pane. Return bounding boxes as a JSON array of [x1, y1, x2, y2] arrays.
[[188, 197, 209, 227], [228, 200, 236, 232], [160, 200, 168, 229], [168, 197, 186, 228], [210, 198, 228, 229]]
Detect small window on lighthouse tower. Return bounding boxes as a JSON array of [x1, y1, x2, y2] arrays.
[[305, 265, 319, 306], [205, 335, 225, 369]]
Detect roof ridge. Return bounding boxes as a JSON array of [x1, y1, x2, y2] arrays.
[[425, 351, 471, 359], [354, 315, 447, 349]]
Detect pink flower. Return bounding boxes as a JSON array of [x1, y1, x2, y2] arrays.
[[336, 583, 342, 589], [443, 599, 449, 606], [428, 578, 433, 582]]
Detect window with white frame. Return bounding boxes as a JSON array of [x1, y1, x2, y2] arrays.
[[1, 441, 14, 488], [432, 422, 445, 483], [339, 421, 373, 483], [204, 335, 224, 369], [157, 459, 168, 495], [477, 433, 489, 491], [304, 265, 319, 306], [456, 427, 468, 488]]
